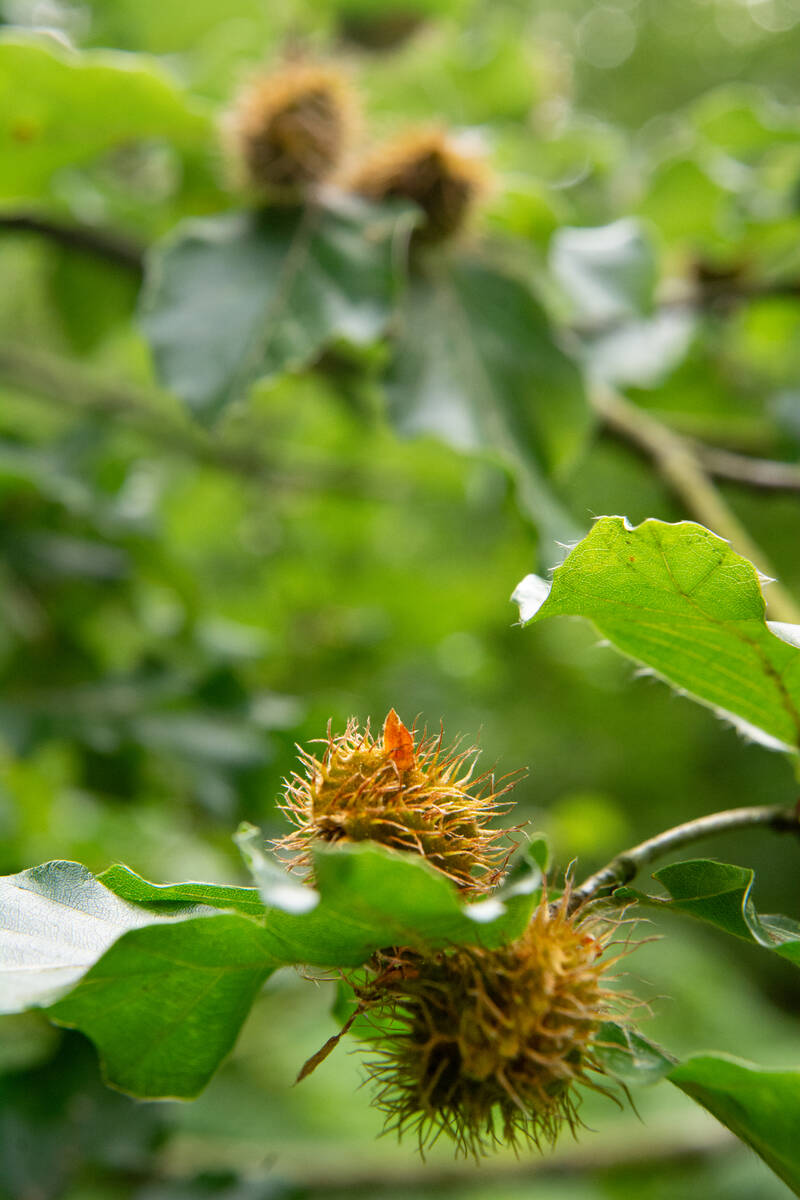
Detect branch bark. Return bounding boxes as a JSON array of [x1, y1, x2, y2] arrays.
[[0, 211, 145, 273], [570, 802, 800, 912], [693, 443, 800, 492], [591, 382, 800, 624]]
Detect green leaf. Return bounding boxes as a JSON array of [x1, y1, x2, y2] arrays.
[[593, 1022, 676, 1086], [49, 913, 274, 1098], [140, 200, 411, 420], [234, 822, 320, 915], [0, 862, 186, 1013], [637, 157, 726, 244], [82, 0, 284, 56], [551, 221, 693, 390], [49, 249, 139, 353], [245, 840, 542, 966], [550, 218, 658, 323], [0, 35, 208, 200], [618, 858, 800, 967], [579, 311, 696, 389], [513, 516, 800, 752], [2, 845, 540, 1097], [385, 257, 589, 563], [522, 833, 550, 875], [670, 1054, 800, 1196], [0, 864, 275, 1098], [97, 863, 266, 918]]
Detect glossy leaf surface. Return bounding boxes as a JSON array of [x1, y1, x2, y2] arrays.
[[670, 1054, 800, 1196], [514, 517, 800, 752]]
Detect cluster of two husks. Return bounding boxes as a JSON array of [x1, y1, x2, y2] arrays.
[[226, 61, 488, 241], [275, 709, 628, 1158]]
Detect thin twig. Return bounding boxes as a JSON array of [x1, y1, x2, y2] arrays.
[[0, 211, 145, 273], [570, 802, 800, 913], [693, 443, 800, 492], [591, 382, 800, 624]]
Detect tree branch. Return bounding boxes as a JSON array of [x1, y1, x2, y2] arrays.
[[570, 802, 800, 912], [0, 211, 145, 273], [693, 443, 800, 492], [591, 382, 800, 624]]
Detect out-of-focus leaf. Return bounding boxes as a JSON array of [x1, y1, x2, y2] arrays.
[[637, 157, 727, 244], [361, 17, 536, 122], [11, 531, 128, 580], [385, 257, 589, 561], [131, 712, 267, 767], [0, 440, 96, 513], [551, 215, 695, 390], [0, 1033, 168, 1200], [140, 200, 411, 420], [132, 1173, 298, 1200], [691, 86, 800, 161], [49, 249, 139, 353], [583, 310, 696, 388], [550, 218, 658, 323], [0, 1012, 58, 1075], [0, 35, 208, 200], [513, 516, 800, 752], [670, 1054, 800, 1195], [618, 858, 800, 967], [83, 0, 282, 56]]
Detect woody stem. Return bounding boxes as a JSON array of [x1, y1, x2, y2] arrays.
[[569, 802, 800, 914]]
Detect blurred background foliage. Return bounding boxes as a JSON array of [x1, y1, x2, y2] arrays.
[[2, 0, 800, 1196]]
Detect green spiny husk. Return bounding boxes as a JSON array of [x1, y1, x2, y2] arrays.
[[275, 710, 517, 895], [354, 894, 630, 1159], [227, 62, 356, 198], [351, 128, 488, 241]]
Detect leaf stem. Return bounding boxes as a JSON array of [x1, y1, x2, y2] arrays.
[[591, 382, 800, 624], [570, 802, 800, 913]]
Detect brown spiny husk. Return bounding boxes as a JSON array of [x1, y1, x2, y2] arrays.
[[350, 127, 489, 241], [225, 62, 357, 199], [274, 709, 517, 895], [354, 894, 632, 1158]]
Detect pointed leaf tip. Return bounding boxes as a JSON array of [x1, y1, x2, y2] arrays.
[[383, 708, 415, 770]]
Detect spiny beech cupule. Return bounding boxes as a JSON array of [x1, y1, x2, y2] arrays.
[[222, 61, 489, 246], [351, 127, 489, 242], [224, 60, 359, 201]]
